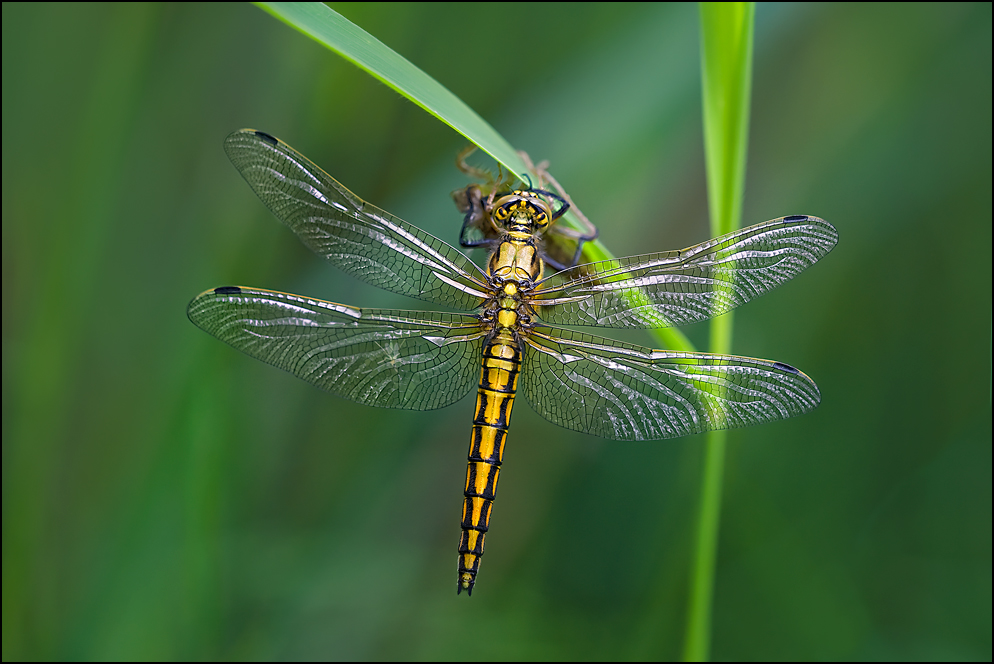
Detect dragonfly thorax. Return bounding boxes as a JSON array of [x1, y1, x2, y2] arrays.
[[488, 234, 544, 283]]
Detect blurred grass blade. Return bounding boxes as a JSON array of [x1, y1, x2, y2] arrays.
[[683, 3, 755, 662], [255, 1, 694, 354], [700, 3, 754, 240]]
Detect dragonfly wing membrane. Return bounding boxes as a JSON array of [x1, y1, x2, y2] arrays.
[[534, 216, 838, 328], [224, 129, 489, 310], [521, 328, 821, 440], [188, 287, 484, 410]]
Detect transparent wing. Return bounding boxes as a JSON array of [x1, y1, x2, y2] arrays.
[[521, 327, 820, 440], [225, 129, 490, 310], [532, 216, 838, 328], [188, 286, 485, 410]]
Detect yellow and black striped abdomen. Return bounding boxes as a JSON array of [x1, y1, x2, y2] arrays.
[[458, 335, 521, 595]]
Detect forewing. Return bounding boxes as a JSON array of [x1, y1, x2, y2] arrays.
[[225, 129, 489, 310], [533, 216, 838, 328], [188, 286, 484, 410], [521, 328, 821, 440]]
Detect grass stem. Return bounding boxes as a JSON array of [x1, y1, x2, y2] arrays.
[[682, 3, 755, 661]]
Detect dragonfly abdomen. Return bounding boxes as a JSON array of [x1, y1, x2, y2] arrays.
[[458, 334, 520, 595]]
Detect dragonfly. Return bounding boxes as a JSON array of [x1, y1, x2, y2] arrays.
[[188, 129, 838, 596]]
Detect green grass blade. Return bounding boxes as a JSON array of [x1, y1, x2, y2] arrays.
[[255, 2, 528, 178], [683, 3, 755, 662]]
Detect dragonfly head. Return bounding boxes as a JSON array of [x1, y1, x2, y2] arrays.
[[491, 190, 567, 235]]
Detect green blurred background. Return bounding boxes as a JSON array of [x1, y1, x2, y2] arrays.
[[3, 2, 990, 660]]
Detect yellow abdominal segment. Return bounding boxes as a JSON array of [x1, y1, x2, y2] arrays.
[[457, 336, 520, 595]]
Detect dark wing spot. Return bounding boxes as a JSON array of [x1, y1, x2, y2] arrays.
[[253, 131, 278, 146], [214, 286, 242, 295], [773, 361, 800, 374], [783, 215, 809, 223]]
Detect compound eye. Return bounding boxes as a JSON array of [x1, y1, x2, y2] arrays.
[[530, 199, 554, 229]]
